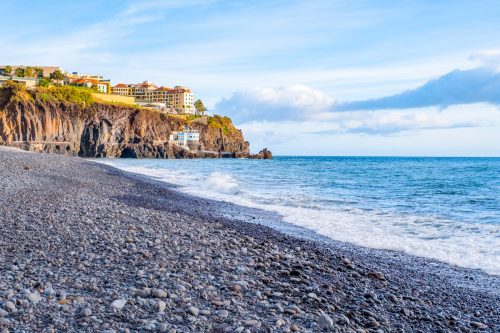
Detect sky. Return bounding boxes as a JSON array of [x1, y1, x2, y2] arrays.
[[2, 0, 500, 156]]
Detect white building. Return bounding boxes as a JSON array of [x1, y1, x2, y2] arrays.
[[169, 127, 200, 150], [0, 75, 37, 88]]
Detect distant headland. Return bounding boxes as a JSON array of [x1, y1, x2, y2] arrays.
[[0, 65, 271, 159]]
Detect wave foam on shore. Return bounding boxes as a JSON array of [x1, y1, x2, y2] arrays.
[[98, 159, 500, 275]]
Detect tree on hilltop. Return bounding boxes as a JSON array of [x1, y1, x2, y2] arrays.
[[37, 77, 51, 87], [49, 70, 65, 85], [3, 66, 12, 75], [35, 67, 44, 78], [15, 67, 26, 77], [194, 99, 207, 116], [24, 66, 36, 78]]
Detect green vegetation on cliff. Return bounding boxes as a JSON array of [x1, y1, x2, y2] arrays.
[[34, 86, 94, 107], [207, 115, 238, 135], [1, 81, 94, 107], [0, 84, 257, 158], [1, 84, 241, 139]]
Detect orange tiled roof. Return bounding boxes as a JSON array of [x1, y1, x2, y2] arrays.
[[155, 86, 172, 91], [135, 83, 157, 88], [72, 78, 100, 85], [113, 83, 129, 88]]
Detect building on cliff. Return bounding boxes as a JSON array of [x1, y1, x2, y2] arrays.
[[169, 126, 200, 151], [112, 82, 195, 114], [66, 72, 111, 94], [69, 78, 110, 94], [0, 75, 38, 88], [112, 81, 158, 99], [144, 86, 195, 114]]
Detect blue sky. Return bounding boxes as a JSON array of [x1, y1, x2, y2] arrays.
[[2, 0, 500, 156]]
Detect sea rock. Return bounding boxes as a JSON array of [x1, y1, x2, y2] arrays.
[[318, 313, 334, 329], [188, 306, 199, 316], [368, 271, 386, 281], [230, 284, 242, 292], [152, 289, 168, 298], [158, 300, 166, 312], [78, 307, 92, 318], [111, 299, 127, 310], [27, 292, 42, 304], [470, 321, 488, 329], [3, 301, 16, 313], [216, 310, 229, 318]]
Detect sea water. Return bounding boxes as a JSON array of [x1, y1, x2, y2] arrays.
[[99, 156, 500, 275]]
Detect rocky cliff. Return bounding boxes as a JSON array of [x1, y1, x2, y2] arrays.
[[0, 85, 271, 159]]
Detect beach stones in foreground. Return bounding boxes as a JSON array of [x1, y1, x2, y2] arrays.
[[0, 148, 497, 332]]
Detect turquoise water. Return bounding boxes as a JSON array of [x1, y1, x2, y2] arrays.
[[100, 156, 500, 275]]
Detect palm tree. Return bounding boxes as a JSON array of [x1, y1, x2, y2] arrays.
[[194, 99, 207, 116]]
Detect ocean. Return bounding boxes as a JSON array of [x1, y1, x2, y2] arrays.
[[99, 156, 500, 275]]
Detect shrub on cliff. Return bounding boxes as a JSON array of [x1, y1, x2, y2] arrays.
[[208, 115, 238, 135], [1, 81, 32, 103], [33, 86, 94, 108]]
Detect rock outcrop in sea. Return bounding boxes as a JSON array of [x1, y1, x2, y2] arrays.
[[0, 85, 271, 159]]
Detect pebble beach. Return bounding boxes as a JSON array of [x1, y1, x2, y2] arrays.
[[0, 147, 498, 333]]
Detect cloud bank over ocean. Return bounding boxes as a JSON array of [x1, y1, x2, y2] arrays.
[[334, 68, 500, 111], [216, 67, 500, 122], [214, 84, 333, 123], [213, 64, 500, 154]]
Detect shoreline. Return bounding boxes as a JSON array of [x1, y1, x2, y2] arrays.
[[0, 147, 498, 332], [95, 157, 500, 280]]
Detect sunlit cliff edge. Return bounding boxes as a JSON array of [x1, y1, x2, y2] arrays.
[[0, 84, 272, 159]]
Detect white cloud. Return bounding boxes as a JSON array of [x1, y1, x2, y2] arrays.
[[214, 84, 334, 123], [469, 50, 500, 69], [239, 104, 500, 155], [313, 105, 493, 135], [2, 9, 163, 67]]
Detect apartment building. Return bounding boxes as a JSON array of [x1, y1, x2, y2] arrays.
[[164, 86, 195, 115], [111, 83, 134, 96], [112, 82, 195, 114], [111, 81, 158, 99]]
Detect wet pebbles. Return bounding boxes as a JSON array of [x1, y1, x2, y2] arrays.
[[0, 147, 498, 332]]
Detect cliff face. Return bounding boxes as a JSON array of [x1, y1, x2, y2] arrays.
[[0, 87, 266, 159]]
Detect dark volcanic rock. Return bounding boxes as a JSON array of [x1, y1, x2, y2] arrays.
[[251, 148, 273, 159], [0, 87, 271, 159]]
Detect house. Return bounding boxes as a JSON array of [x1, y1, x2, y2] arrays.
[[69, 78, 109, 94], [169, 126, 200, 150], [0, 75, 37, 88], [66, 72, 111, 94]]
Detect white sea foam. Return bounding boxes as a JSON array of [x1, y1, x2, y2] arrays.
[[97, 159, 500, 275], [204, 172, 240, 194]]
